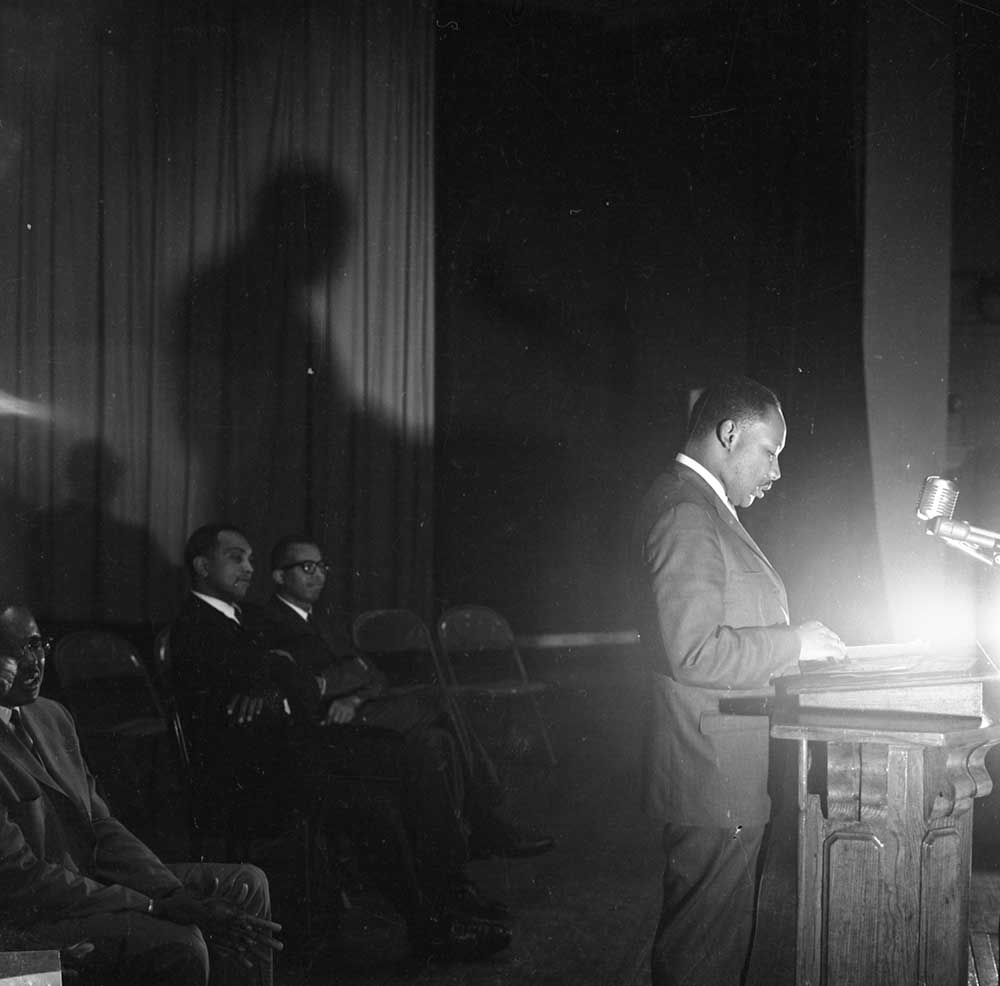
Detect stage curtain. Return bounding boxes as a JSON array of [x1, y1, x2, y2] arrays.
[[0, 0, 435, 627]]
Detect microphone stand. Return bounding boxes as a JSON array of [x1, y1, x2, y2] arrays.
[[937, 536, 998, 566], [924, 517, 1000, 566]]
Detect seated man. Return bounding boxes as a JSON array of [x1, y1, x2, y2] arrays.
[[169, 523, 511, 961], [0, 602, 280, 986], [252, 534, 555, 860]]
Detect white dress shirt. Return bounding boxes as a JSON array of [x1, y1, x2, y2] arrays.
[[675, 452, 738, 520]]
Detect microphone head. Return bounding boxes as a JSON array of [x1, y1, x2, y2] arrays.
[[917, 475, 959, 522]]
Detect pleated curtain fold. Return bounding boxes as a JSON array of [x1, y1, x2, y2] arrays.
[[0, 0, 435, 626]]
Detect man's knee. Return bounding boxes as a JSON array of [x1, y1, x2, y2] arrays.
[[233, 861, 272, 919], [208, 861, 273, 919], [137, 929, 209, 986], [405, 728, 455, 775]]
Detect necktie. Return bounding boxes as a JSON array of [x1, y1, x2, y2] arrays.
[[9, 708, 38, 760]]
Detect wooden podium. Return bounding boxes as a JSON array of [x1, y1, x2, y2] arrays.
[[771, 654, 1000, 986]]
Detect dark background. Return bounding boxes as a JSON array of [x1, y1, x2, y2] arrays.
[[435, 0, 868, 635], [433, 0, 1000, 640]]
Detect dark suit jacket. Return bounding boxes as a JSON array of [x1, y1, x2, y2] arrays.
[[169, 594, 288, 795], [0, 697, 182, 925], [249, 596, 386, 721], [634, 461, 801, 827]]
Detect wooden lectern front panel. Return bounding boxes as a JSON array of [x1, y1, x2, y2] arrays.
[[798, 741, 972, 986]]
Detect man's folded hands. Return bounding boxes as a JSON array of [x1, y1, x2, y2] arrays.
[[152, 878, 283, 967]]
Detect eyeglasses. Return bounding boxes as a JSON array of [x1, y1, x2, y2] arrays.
[[20, 636, 52, 660], [281, 560, 331, 576]]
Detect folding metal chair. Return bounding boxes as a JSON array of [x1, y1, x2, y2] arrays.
[[351, 608, 477, 770], [50, 629, 171, 823], [51, 629, 168, 740], [437, 605, 557, 766]]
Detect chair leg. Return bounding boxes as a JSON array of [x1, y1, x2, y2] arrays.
[[527, 693, 558, 766], [441, 688, 478, 778], [500, 694, 558, 767], [295, 813, 313, 939], [145, 734, 165, 834]]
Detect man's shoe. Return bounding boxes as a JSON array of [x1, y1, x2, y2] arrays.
[[448, 877, 510, 920], [415, 913, 512, 962]]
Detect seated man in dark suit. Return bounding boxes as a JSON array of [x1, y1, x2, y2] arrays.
[[252, 534, 555, 860], [169, 523, 511, 962], [0, 602, 281, 986]]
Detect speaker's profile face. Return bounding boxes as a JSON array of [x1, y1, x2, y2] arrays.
[[723, 405, 786, 509]]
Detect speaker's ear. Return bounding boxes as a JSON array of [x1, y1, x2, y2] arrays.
[[718, 418, 737, 449]]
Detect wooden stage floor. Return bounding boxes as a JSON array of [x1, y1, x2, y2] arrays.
[[269, 656, 663, 986]]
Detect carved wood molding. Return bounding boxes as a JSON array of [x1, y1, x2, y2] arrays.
[[924, 740, 998, 820], [822, 736, 1000, 823]]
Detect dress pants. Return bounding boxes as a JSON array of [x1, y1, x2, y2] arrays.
[[297, 721, 468, 926], [31, 861, 272, 986], [357, 689, 514, 850], [652, 822, 766, 986]]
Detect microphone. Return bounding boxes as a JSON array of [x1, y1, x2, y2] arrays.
[[917, 475, 1000, 565], [916, 476, 959, 522]]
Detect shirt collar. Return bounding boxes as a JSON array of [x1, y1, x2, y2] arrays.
[[192, 591, 241, 623], [276, 594, 311, 622], [0, 706, 12, 726], [675, 452, 738, 519]]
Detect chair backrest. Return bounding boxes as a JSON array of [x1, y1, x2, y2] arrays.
[[51, 629, 146, 686], [50, 629, 167, 728], [152, 625, 172, 680], [437, 605, 532, 684], [352, 609, 452, 687]]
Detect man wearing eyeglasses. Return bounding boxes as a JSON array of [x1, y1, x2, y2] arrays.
[[170, 523, 513, 962], [0, 602, 282, 985], [254, 535, 555, 861], [257, 537, 388, 726]]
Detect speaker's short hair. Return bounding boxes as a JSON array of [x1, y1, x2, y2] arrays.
[[184, 523, 248, 576], [687, 376, 781, 443]]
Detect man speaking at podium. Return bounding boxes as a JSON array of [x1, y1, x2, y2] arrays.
[[633, 376, 846, 986]]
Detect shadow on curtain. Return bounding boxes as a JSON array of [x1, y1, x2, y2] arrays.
[[0, 0, 435, 630]]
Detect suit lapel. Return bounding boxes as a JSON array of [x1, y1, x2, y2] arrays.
[[0, 723, 49, 783], [271, 598, 326, 645], [284, 603, 311, 633], [721, 509, 782, 579], [192, 594, 239, 630], [1, 708, 81, 806], [305, 611, 340, 653], [676, 464, 783, 580]]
